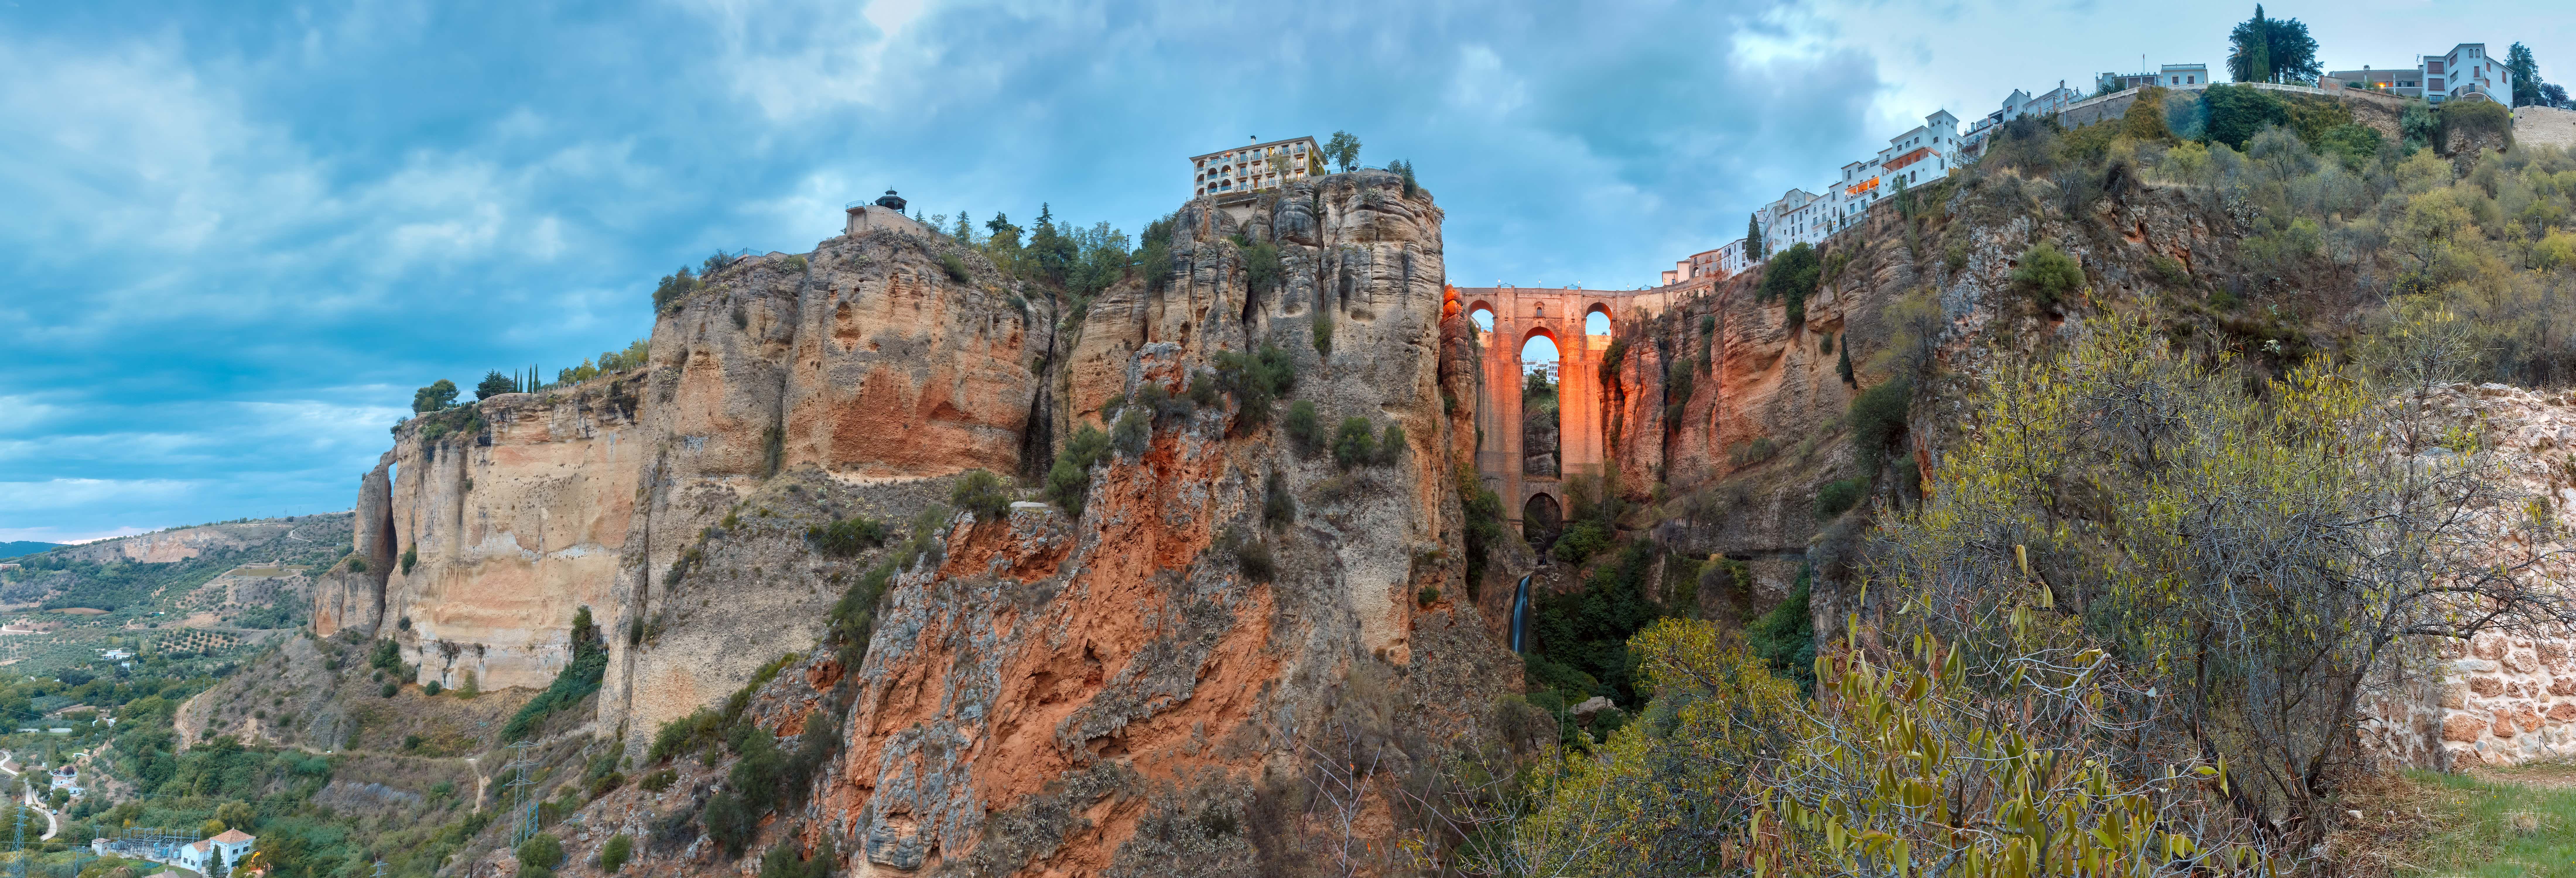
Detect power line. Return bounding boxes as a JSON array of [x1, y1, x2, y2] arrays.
[[502, 741, 539, 850]]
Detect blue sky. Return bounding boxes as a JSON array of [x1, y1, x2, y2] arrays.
[[4, 0, 2570, 543]]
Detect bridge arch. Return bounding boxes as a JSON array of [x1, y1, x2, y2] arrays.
[[1454, 285, 1686, 541]]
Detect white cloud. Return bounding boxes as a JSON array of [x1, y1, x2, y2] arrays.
[[0, 526, 155, 545]]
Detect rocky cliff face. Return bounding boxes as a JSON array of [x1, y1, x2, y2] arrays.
[[328, 382, 646, 690], [323, 172, 1522, 877], [1610, 179, 2245, 613]]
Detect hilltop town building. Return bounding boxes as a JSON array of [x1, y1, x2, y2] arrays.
[[2323, 43, 2511, 103], [2097, 63, 2208, 94], [842, 190, 926, 238], [1191, 136, 1321, 200], [1962, 80, 2081, 155]]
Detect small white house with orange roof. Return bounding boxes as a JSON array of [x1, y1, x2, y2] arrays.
[[176, 829, 255, 876]]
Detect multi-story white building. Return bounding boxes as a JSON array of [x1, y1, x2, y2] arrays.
[[1759, 188, 1827, 255], [1821, 109, 1962, 236], [2421, 43, 2512, 103], [1963, 80, 2083, 155], [2325, 43, 2511, 103], [1190, 136, 1322, 200]]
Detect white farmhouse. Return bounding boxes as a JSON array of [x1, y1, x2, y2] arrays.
[[176, 829, 255, 876]]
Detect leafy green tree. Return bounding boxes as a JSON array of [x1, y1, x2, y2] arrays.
[[1878, 313, 2571, 847], [1323, 130, 1361, 172], [474, 371, 516, 401], [1744, 213, 1763, 261], [2204, 83, 2290, 148], [1029, 203, 1076, 286], [983, 212, 1023, 267], [1756, 242, 1821, 325], [2227, 5, 2319, 84], [2507, 43, 2545, 108], [651, 266, 699, 314], [1488, 619, 1800, 876], [410, 380, 458, 413]]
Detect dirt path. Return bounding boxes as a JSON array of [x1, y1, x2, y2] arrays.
[[2469, 760, 2576, 790]]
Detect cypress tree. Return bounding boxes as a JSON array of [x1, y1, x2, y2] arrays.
[[1746, 214, 1764, 262], [1837, 334, 1856, 386]]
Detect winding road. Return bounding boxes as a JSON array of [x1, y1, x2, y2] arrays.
[[0, 752, 64, 841]]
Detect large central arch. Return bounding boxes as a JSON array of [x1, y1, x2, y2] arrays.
[[1455, 284, 1692, 537]]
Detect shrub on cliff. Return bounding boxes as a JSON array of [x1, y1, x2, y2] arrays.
[[1756, 243, 1821, 327], [758, 840, 836, 878], [1845, 374, 1911, 472], [1046, 425, 1110, 517], [938, 252, 971, 283], [1263, 469, 1296, 529], [1813, 477, 1867, 520], [949, 469, 1012, 523], [1550, 521, 1610, 564], [1110, 409, 1151, 458], [650, 266, 699, 314], [1331, 417, 1377, 469], [517, 834, 565, 871], [503, 606, 607, 740], [2009, 242, 2084, 309], [1213, 345, 1296, 429], [1284, 401, 1323, 451], [596, 835, 633, 874], [805, 515, 888, 556], [1744, 567, 1815, 688], [702, 791, 755, 857]]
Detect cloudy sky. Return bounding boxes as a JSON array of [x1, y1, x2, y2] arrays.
[[3, 0, 2570, 543]]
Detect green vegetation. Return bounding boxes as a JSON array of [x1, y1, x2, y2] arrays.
[[1283, 400, 1323, 452], [474, 371, 515, 400], [1755, 242, 1821, 325], [501, 606, 605, 739], [516, 834, 565, 871], [1212, 345, 1296, 429], [1311, 310, 1334, 357], [1046, 424, 1110, 517], [1744, 570, 1814, 688], [948, 469, 1012, 522], [2225, 4, 2320, 85], [1323, 130, 1362, 172], [2007, 241, 2084, 308], [651, 266, 699, 314], [2393, 770, 2576, 877], [806, 515, 889, 555], [408, 380, 457, 413], [1811, 477, 1865, 519], [938, 252, 971, 283], [1330, 417, 1376, 468], [596, 834, 634, 873]]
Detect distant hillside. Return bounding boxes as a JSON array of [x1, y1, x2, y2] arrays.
[[0, 513, 353, 676], [0, 541, 64, 560]]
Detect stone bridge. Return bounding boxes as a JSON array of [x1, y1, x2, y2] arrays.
[[1454, 284, 1695, 538]]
